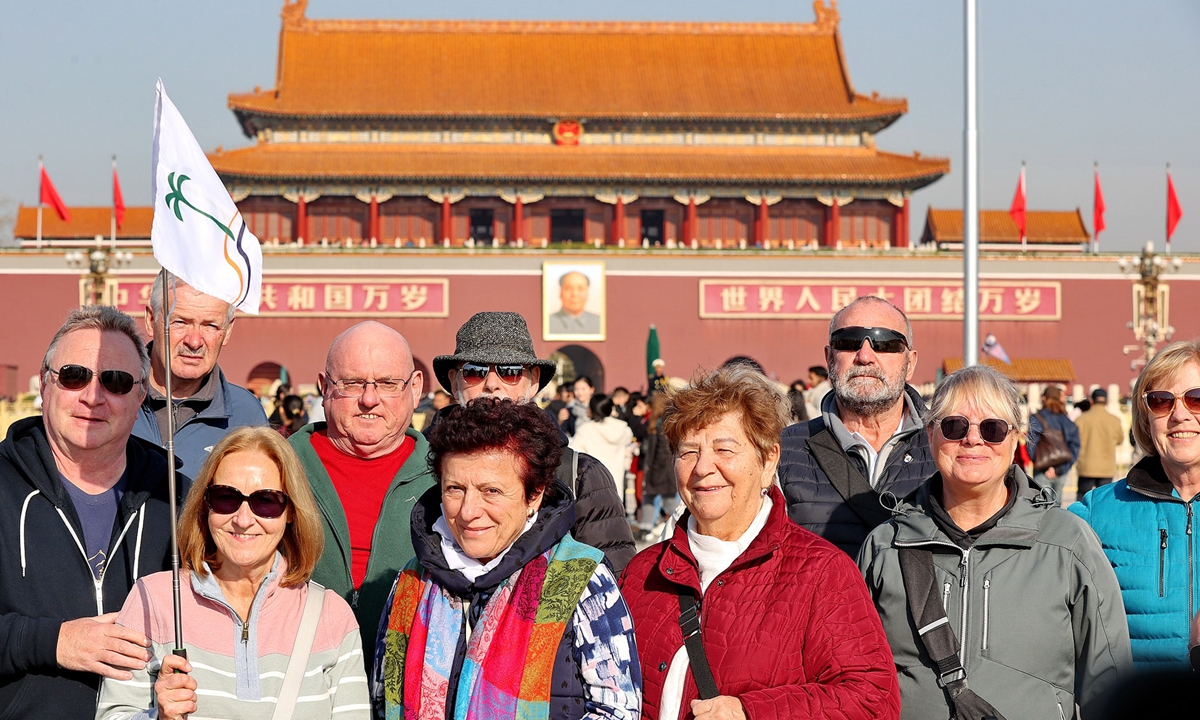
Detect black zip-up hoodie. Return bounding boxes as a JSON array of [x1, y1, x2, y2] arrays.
[[0, 416, 180, 720]]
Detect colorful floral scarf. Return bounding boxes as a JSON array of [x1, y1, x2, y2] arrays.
[[382, 535, 602, 720]]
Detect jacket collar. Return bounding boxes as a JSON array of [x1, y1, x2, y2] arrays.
[[891, 465, 1050, 549], [192, 552, 285, 612], [1126, 454, 1196, 502], [0, 415, 170, 518], [658, 485, 788, 592], [409, 477, 577, 597]]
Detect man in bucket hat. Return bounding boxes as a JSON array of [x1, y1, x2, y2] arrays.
[[432, 312, 635, 571]]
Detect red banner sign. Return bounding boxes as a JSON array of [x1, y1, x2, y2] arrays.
[[112, 277, 449, 318], [699, 280, 1060, 320]]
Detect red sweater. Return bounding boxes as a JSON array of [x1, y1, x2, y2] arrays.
[[618, 486, 900, 720]]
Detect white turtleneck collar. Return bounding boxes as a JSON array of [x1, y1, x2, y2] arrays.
[[686, 493, 773, 594]]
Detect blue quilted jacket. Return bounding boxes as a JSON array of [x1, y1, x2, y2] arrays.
[[1069, 455, 1200, 672]]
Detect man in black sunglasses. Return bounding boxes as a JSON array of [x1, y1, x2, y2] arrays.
[[133, 273, 267, 476], [0, 306, 180, 719], [778, 296, 937, 556], [431, 312, 636, 571]]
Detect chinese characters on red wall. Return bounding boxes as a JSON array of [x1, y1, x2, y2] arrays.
[[699, 280, 1060, 320]]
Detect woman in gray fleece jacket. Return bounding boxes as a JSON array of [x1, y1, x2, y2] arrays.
[[858, 365, 1131, 720]]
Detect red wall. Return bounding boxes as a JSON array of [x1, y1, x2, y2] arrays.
[[0, 271, 1187, 399]]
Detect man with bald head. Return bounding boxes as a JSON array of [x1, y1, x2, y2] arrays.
[[778, 296, 937, 556], [288, 322, 434, 671]]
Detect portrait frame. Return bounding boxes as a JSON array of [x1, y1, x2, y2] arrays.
[[542, 261, 606, 341]]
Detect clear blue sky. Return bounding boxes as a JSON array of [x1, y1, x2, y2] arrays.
[[2, 0, 1197, 250]]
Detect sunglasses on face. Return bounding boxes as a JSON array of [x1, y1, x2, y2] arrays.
[[1143, 388, 1200, 417], [47, 364, 139, 395], [937, 415, 1015, 444], [457, 363, 527, 387], [204, 484, 290, 519], [829, 326, 910, 354]]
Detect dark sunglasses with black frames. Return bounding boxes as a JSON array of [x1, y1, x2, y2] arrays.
[[829, 326, 910, 354], [204, 484, 291, 519], [936, 415, 1015, 444], [46, 364, 141, 395], [457, 362, 528, 387]]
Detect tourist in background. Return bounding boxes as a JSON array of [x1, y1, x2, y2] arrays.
[[635, 392, 677, 540], [1027, 385, 1080, 504], [1075, 387, 1125, 500], [570, 393, 636, 509], [1071, 340, 1200, 671], [859, 365, 1130, 719]]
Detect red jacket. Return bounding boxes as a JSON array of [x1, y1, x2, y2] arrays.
[[619, 486, 900, 720]]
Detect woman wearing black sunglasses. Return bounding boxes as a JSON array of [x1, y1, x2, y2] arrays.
[[96, 427, 369, 720], [858, 365, 1131, 720], [1070, 340, 1200, 674]]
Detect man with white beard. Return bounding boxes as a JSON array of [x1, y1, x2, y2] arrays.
[[778, 297, 937, 556]]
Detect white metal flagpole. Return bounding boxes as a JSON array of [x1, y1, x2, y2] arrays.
[[36, 156, 43, 250], [963, 0, 980, 367]]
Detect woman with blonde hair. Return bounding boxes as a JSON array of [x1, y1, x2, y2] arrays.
[[1072, 340, 1200, 671], [97, 426, 368, 720], [860, 365, 1130, 719]]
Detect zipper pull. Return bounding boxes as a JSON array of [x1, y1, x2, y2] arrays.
[[1187, 508, 1193, 536], [242, 622, 249, 644], [351, 589, 360, 608], [1162, 529, 1169, 549], [959, 554, 968, 587]]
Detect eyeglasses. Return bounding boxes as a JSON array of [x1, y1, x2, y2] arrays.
[[829, 326, 910, 354], [1143, 388, 1200, 417], [205, 484, 290, 519], [937, 415, 1015, 444], [46, 364, 140, 395], [457, 363, 528, 387], [327, 372, 415, 398]]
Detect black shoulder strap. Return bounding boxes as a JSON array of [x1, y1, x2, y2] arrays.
[[677, 589, 720, 700], [555, 448, 577, 500], [896, 548, 1006, 720], [806, 426, 891, 529]]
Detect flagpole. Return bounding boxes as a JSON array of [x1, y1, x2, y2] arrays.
[[1093, 162, 1099, 254], [1167, 163, 1173, 255], [160, 268, 186, 661], [111, 156, 117, 250], [36, 156, 43, 250], [963, 0, 980, 367]]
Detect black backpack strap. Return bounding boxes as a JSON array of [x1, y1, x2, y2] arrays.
[[677, 589, 720, 700], [897, 548, 1007, 720], [555, 448, 577, 500], [806, 426, 891, 529]]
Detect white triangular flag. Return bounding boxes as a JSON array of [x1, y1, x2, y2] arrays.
[[151, 79, 261, 314]]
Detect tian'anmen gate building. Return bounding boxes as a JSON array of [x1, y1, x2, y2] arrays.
[[213, 0, 947, 250], [6, 0, 1195, 404]]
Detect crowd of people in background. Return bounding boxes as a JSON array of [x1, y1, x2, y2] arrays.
[[5, 278, 1200, 720]]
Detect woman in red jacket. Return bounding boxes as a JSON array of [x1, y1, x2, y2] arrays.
[[619, 365, 900, 720]]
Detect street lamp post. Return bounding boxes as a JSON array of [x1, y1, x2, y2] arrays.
[[65, 236, 133, 306], [1118, 241, 1182, 371]]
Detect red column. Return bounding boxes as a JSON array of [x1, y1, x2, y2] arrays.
[[757, 199, 769, 245], [295, 195, 307, 243], [826, 201, 841, 247], [441, 195, 452, 243], [369, 195, 379, 242], [614, 197, 625, 245], [513, 197, 524, 242], [892, 202, 904, 248], [900, 197, 910, 248], [687, 197, 697, 244]]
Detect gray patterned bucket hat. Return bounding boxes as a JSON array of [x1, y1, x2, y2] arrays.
[[433, 312, 557, 392]]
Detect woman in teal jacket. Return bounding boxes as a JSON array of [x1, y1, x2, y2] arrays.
[[1070, 340, 1200, 672]]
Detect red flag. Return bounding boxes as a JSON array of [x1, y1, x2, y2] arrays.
[[1009, 165, 1026, 242], [112, 163, 126, 229], [1168, 170, 1183, 241], [39, 164, 70, 222], [1093, 167, 1106, 241]]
